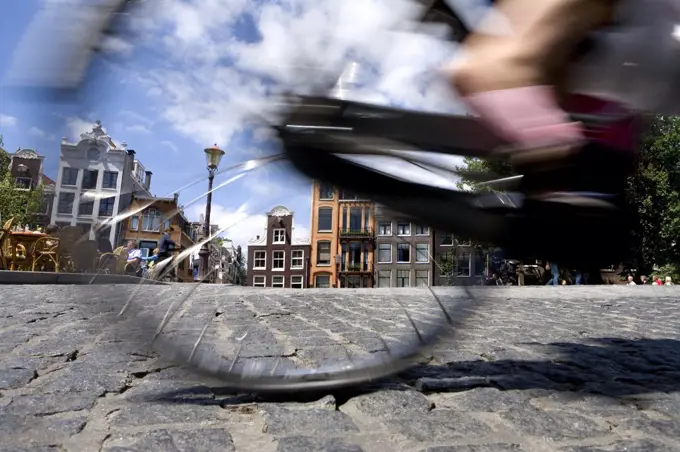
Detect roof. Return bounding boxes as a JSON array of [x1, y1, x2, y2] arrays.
[[42, 175, 56, 186]]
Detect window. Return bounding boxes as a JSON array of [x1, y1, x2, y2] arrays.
[[377, 270, 391, 288], [271, 275, 285, 288], [87, 149, 100, 161], [397, 222, 410, 236], [319, 183, 334, 200], [378, 243, 392, 263], [253, 251, 266, 269], [457, 252, 472, 277], [348, 242, 361, 270], [102, 171, 118, 189], [61, 168, 78, 186], [272, 228, 286, 244], [15, 177, 32, 190], [415, 270, 429, 286], [253, 276, 266, 287], [397, 270, 410, 287], [415, 243, 429, 263], [81, 170, 98, 189], [316, 241, 331, 265], [76, 223, 92, 238], [130, 216, 139, 230], [440, 251, 454, 276], [290, 275, 304, 289], [139, 240, 158, 258], [78, 199, 94, 216], [378, 222, 391, 236], [98, 197, 115, 217], [141, 209, 162, 232], [397, 243, 410, 263], [272, 251, 285, 270], [415, 225, 430, 235], [317, 207, 332, 232], [440, 233, 454, 246], [315, 274, 331, 288], [349, 207, 362, 230], [57, 193, 75, 214], [475, 251, 486, 277], [291, 250, 304, 269], [340, 190, 361, 200]]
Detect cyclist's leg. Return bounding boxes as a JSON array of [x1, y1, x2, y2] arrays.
[[449, 0, 617, 154]]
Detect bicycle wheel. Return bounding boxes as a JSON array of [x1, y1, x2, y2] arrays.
[[6, 0, 499, 393]]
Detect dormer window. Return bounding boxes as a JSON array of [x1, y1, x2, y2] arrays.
[[272, 228, 286, 244], [15, 177, 32, 190], [87, 149, 100, 161]]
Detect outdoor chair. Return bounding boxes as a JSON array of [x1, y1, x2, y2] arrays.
[[97, 246, 127, 274], [0, 229, 28, 271], [57, 226, 85, 272], [30, 236, 60, 272], [68, 240, 99, 273]]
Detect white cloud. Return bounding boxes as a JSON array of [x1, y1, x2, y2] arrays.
[[126, 124, 151, 134], [185, 203, 265, 250], [0, 114, 17, 127], [129, 0, 468, 149], [119, 110, 154, 126], [160, 140, 179, 153], [28, 126, 45, 137], [65, 117, 95, 141]]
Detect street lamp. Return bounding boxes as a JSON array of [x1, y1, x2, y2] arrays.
[[198, 144, 225, 282]]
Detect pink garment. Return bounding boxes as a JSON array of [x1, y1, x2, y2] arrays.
[[462, 86, 639, 152], [464, 85, 584, 149]]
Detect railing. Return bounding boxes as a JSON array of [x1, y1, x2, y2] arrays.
[[339, 227, 374, 238], [339, 262, 371, 273]]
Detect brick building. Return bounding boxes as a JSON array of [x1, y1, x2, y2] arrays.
[[247, 205, 311, 288], [5, 147, 55, 229], [309, 181, 375, 288]]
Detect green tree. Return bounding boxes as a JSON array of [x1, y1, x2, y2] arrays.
[[233, 245, 247, 285], [455, 156, 515, 192], [625, 115, 680, 275], [0, 148, 46, 227]]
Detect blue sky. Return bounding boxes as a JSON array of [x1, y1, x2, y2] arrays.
[[0, 0, 485, 247]]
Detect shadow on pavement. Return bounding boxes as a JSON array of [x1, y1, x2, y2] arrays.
[[129, 337, 680, 405], [401, 337, 680, 397]]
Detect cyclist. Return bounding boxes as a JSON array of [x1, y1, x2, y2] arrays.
[[446, 0, 632, 191]]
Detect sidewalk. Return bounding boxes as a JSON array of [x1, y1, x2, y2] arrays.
[[1, 286, 678, 451]]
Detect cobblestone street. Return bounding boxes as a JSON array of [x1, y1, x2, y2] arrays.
[[1, 285, 680, 451]]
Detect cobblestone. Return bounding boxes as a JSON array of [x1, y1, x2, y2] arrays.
[[0, 285, 679, 451]]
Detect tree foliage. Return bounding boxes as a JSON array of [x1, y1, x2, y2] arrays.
[[233, 245, 247, 285], [625, 115, 680, 278], [0, 149, 46, 227]]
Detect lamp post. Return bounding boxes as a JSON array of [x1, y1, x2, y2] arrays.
[[198, 144, 225, 282]]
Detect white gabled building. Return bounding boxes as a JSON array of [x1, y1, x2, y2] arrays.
[[50, 120, 152, 248]]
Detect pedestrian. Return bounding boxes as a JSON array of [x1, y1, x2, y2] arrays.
[[124, 240, 143, 277], [44, 224, 60, 248], [158, 227, 177, 261], [545, 262, 559, 286]]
